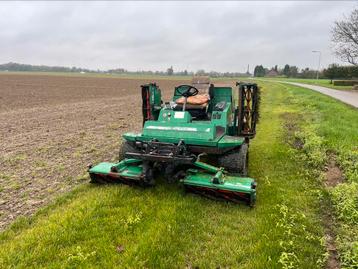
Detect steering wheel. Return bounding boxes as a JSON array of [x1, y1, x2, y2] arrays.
[[176, 85, 199, 98]]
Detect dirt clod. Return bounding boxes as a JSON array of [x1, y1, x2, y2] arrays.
[[116, 245, 125, 253]]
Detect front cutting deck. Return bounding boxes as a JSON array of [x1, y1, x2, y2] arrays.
[[89, 159, 256, 205]]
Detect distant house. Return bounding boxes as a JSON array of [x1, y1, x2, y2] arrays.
[[266, 69, 279, 77]]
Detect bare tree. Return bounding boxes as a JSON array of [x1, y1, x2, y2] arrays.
[[332, 9, 358, 65]]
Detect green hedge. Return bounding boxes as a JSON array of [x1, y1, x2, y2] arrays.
[[333, 80, 358, 86]]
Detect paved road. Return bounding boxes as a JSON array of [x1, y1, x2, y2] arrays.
[[281, 82, 358, 108]]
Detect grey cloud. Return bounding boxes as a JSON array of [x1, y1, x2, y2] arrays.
[[0, 1, 356, 72]]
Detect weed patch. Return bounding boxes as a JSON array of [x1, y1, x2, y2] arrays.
[[3, 154, 27, 167], [330, 183, 358, 269], [338, 239, 358, 269], [123, 211, 143, 230], [67, 246, 97, 267], [331, 183, 358, 225], [337, 150, 358, 183], [0, 173, 11, 181], [294, 127, 327, 170]]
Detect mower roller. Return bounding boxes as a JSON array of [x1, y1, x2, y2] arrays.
[[89, 77, 260, 206]]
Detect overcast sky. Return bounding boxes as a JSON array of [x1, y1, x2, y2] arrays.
[[0, 1, 356, 72]]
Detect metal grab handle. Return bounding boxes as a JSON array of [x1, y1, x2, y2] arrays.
[[183, 97, 187, 111]]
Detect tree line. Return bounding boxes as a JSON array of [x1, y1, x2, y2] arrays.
[[253, 63, 358, 81], [0, 62, 96, 73], [0, 62, 249, 78], [254, 64, 312, 78], [323, 64, 358, 82]]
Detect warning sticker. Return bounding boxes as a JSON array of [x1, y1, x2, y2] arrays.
[[174, 112, 185, 119]]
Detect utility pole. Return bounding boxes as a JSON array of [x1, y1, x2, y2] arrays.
[[312, 50, 321, 80]]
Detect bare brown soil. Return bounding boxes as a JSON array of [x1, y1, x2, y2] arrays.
[[323, 156, 344, 269], [280, 112, 304, 149], [324, 157, 344, 188], [0, 73, 185, 230], [324, 217, 341, 269]]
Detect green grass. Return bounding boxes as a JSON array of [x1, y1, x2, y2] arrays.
[[262, 77, 353, 91], [262, 81, 358, 268], [1, 81, 357, 268]]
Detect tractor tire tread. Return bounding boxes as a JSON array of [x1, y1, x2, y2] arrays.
[[218, 143, 249, 176], [118, 141, 139, 161]]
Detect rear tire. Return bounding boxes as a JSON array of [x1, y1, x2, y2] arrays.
[[119, 141, 139, 161], [218, 143, 249, 176]]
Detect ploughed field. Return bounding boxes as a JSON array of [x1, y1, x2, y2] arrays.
[[0, 74, 187, 230]]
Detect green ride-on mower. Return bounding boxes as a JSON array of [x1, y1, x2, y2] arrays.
[[88, 77, 260, 206]]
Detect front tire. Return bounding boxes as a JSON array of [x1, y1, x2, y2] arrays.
[[118, 141, 139, 161], [218, 143, 249, 176]]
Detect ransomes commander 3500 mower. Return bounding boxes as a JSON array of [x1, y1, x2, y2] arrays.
[[88, 77, 260, 206]]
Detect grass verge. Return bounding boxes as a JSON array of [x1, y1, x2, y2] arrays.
[[266, 81, 358, 268], [262, 78, 353, 91]]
